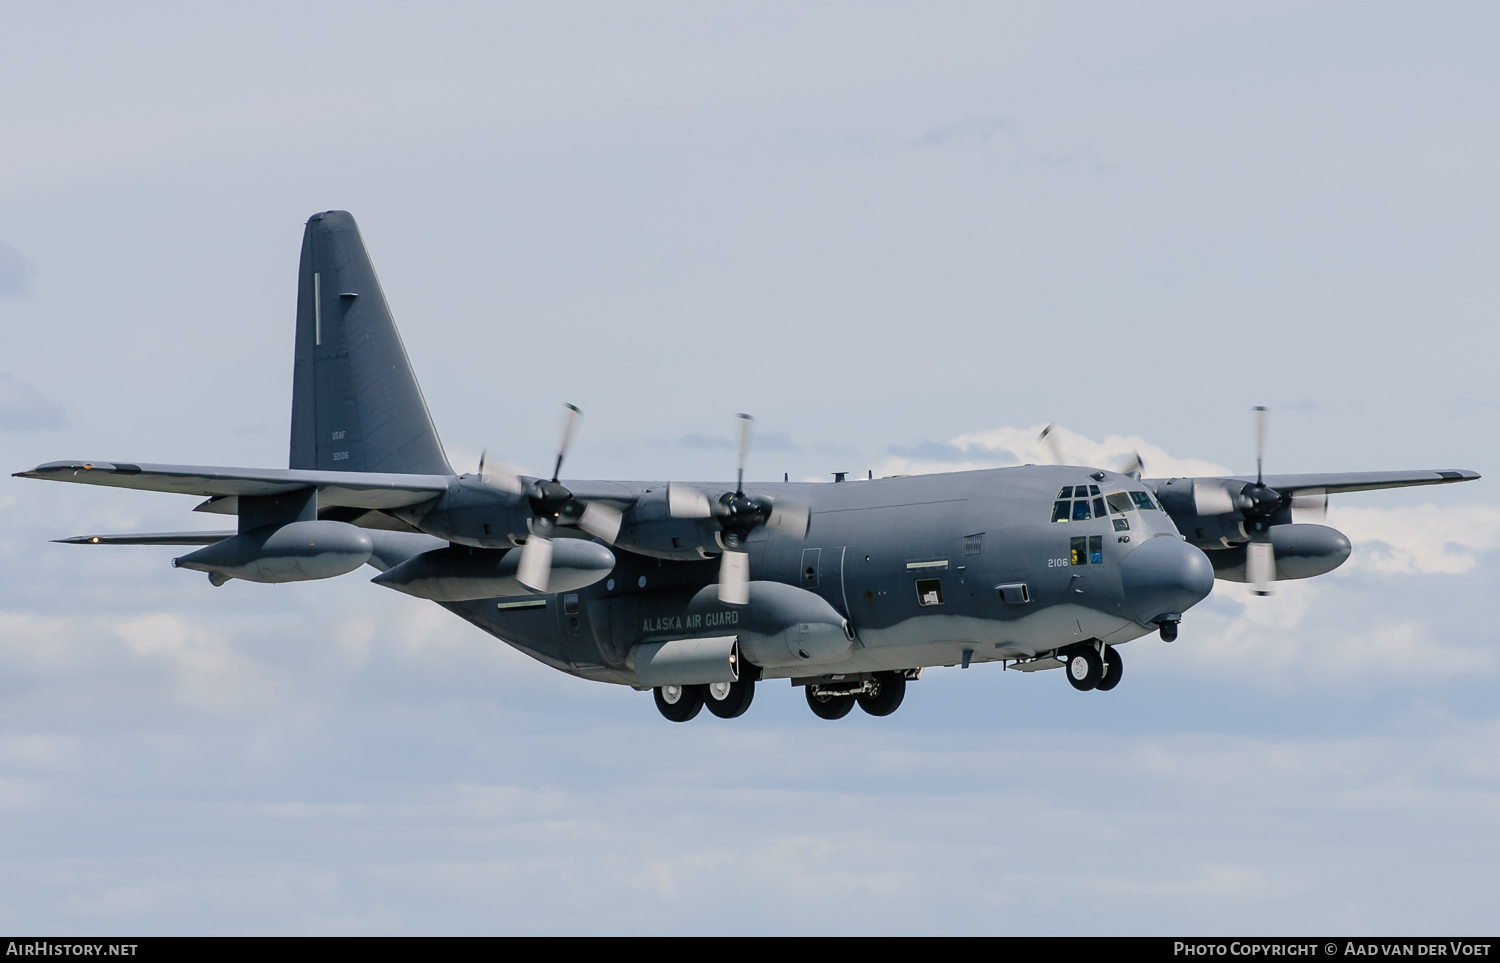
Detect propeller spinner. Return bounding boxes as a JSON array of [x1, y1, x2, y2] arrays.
[[511, 404, 624, 593], [668, 414, 809, 605]]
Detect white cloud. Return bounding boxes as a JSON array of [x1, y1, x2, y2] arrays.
[[875, 423, 1232, 478], [1328, 503, 1500, 575]]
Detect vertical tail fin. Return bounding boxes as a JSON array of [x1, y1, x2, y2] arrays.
[[289, 211, 452, 475]]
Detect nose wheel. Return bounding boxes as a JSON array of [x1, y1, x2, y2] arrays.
[[1065, 645, 1123, 691], [1096, 646, 1123, 691], [1066, 648, 1103, 690]]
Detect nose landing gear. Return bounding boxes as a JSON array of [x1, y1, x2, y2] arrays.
[[1064, 644, 1123, 692]]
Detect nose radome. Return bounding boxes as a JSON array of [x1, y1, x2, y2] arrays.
[[1119, 535, 1215, 625]]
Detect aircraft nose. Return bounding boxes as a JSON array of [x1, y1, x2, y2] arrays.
[[1119, 535, 1215, 625]]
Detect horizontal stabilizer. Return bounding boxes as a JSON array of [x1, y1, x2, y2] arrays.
[[55, 531, 234, 546]]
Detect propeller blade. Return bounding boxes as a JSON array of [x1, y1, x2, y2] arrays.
[[668, 483, 713, 519], [1038, 423, 1067, 466], [718, 550, 750, 605], [1246, 540, 1275, 596], [1290, 490, 1328, 523], [735, 413, 753, 493], [577, 501, 623, 544], [1253, 406, 1268, 485], [477, 449, 523, 494], [766, 500, 810, 536], [1193, 480, 1236, 515], [516, 527, 554, 593], [1117, 450, 1145, 476], [551, 403, 583, 482]]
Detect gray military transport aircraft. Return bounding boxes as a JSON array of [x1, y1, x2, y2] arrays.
[[15, 212, 1481, 722]]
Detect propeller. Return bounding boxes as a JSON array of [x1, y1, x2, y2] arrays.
[[668, 413, 810, 605], [1038, 423, 1067, 466], [514, 404, 624, 593], [1039, 423, 1142, 476], [476, 449, 523, 495]]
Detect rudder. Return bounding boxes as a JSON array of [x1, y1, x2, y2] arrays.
[[289, 211, 452, 475]]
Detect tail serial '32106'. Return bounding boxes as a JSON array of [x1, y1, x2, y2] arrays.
[[17, 212, 1480, 722]]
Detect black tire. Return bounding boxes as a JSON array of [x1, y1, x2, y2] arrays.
[[1095, 646, 1123, 691], [1065, 647, 1103, 691], [805, 685, 855, 720], [856, 672, 906, 716], [655, 684, 704, 722], [704, 676, 756, 718]]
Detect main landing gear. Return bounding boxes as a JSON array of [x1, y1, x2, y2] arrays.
[[654, 676, 757, 722], [806, 671, 907, 720], [1065, 644, 1122, 692]]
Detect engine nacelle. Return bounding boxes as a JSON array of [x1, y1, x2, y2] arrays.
[[173, 520, 374, 584], [1208, 523, 1351, 582], [370, 540, 616, 601]]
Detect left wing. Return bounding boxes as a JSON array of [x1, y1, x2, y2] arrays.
[[1238, 469, 1477, 494]]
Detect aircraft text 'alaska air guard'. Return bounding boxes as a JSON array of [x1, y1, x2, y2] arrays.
[[15, 212, 1480, 721]]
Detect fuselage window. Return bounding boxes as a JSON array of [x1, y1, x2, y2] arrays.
[[1088, 484, 1101, 496], [1072, 499, 1092, 521], [1057, 486, 1074, 499], [915, 578, 944, 606], [1092, 496, 1106, 518], [1129, 491, 1157, 511], [1052, 501, 1071, 523]]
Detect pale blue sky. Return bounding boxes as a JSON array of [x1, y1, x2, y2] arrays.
[[0, 2, 1497, 934]]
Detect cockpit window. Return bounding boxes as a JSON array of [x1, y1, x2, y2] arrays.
[[1130, 491, 1158, 511], [1054, 485, 1123, 522]]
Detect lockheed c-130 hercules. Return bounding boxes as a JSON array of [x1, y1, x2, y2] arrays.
[[16, 211, 1480, 722]]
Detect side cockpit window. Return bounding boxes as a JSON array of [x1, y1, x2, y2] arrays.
[[1130, 491, 1159, 512]]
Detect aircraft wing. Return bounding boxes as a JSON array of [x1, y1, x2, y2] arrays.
[[12, 460, 452, 510], [53, 532, 235, 545], [1147, 469, 1480, 494], [1234, 469, 1478, 494]]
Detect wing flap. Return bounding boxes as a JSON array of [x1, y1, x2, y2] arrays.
[[14, 461, 450, 509]]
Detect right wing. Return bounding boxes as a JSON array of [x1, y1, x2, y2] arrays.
[[13, 460, 453, 510]]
